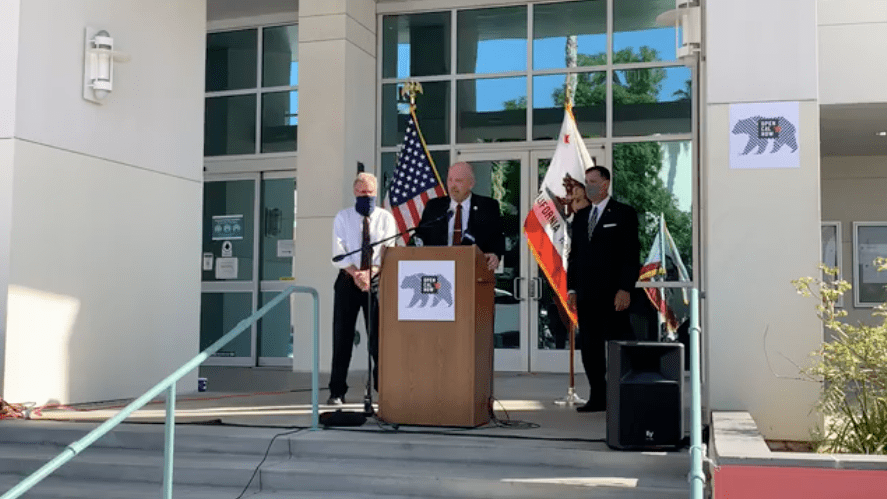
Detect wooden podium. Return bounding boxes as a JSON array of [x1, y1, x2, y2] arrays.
[[378, 245, 495, 427]]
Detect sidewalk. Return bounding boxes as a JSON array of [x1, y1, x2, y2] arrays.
[[29, 370, 612, 442]]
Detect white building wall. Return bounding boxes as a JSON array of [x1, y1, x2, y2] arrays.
[[0, 0, 20, 139], [703, 0, 823, 440], [2, 0, 206, 404], [0, 0, 22, 396], [821, 155, 887, 325], [818, 0, 887, 105]]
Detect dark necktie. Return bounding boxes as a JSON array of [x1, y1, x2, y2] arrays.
[[360, 216, 371, 270], [453, 203, 463, 245], [587, 206, 599, 241]]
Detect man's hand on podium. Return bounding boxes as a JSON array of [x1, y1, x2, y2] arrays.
[[484, 253, 499, 272]]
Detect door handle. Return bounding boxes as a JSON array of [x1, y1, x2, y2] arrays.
[[512, 277, 525, 301], [531, 277, 542, 301]]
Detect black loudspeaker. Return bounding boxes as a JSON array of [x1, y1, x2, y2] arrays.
[[606, 341, 683, 450]]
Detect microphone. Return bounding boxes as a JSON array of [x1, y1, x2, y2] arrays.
[[460, 232, 476, 246], [332, 253, 346, 263]]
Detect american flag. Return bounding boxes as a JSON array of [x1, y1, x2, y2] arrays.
[[384, 112, 446, 244]]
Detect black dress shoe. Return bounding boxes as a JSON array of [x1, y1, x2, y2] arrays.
[[576, 401, 606, 413], [326, 396, 345, 406]]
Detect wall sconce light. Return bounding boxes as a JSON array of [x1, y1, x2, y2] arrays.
[[656, 1, 702, 66], [82, 27, 131, 104]]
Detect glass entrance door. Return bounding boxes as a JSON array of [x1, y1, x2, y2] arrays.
[[456, 147, 607, 374], [454, 150, 529, 371], [201, 172, 296, 367]]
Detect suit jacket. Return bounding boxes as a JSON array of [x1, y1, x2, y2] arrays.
[[567, 198, 640, 301], [415, 194, 505, 257]]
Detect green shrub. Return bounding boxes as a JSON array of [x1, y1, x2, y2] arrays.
[[793, 260, 887, 454]]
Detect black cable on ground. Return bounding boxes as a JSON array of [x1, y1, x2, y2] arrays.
[[234, 428, 304, 499], [487, 396, 541, 430]]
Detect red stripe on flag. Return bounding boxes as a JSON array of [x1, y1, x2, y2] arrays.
[[434, 185, 446, 197], [406, 200, 421, 227], [390, 206, 410, 245], [420, 191, 429, 204]]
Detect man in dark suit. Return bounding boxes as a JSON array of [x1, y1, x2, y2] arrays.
[[415, 161, 505, 271], [567, 166, 640, 413]]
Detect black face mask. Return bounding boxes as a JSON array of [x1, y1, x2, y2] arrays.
[[355, 195, 376, 216]]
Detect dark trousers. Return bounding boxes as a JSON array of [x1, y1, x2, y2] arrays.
[[577, 293, 633, 406], [329, 271, 379, 398]]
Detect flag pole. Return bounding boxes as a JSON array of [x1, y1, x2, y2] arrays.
[[658, 213, 666, 340], [401, 81, 445, 189], [554, 62, 585, 408]]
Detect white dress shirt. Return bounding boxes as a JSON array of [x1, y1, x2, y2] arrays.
[[332, 206, 397, 270], [447, 194, 472, 246]]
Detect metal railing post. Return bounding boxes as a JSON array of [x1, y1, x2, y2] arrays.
[[312, 287, 320, 431], [163, 383, 176, 499], [689, 288, 705, 498]]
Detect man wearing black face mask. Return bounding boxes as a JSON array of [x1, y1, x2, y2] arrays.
[[329, 173, 397, 405], [567, 166, 640, 413]]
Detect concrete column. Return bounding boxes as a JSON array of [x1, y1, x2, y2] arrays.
[[0, 0, 21, 396], [703, 0, 822, 439], [293, 0, 376, 372]]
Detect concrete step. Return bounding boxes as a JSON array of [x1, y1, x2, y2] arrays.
[[258, 456, 687, 498], [289, 428, 689, 473], [0, 422, 690, 498], [0, 474, 250, 499], [0, 421, 292, 456]]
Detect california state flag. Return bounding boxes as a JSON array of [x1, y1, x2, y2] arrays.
[[523, 107, 594, 326]]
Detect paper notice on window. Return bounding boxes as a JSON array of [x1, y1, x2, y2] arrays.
[[215, 257, 238, 280], [277, 239, 294, 258]]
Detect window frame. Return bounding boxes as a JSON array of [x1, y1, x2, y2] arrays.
[[852, 221, 887, 308], [204, 22, 299, 160], [821, 221, 843, 308]]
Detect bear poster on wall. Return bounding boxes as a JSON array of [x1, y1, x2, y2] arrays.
[[397, 260, 456, 321], [729, 101, 800, 169]]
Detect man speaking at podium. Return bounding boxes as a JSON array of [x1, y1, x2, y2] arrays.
[[415, 161, 504, 271]]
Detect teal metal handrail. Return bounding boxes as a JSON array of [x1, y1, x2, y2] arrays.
[[1, 285, 320, 499], [689, 288, 705, 498]]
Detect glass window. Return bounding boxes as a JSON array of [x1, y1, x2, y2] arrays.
[[381, 81, 450, 147], [261, 91, 298, 153], [533, 73, 605, 140], [259, 291, 292, 358], [822, 222, 843, 308], [457, 77, 527, 143], [206, 29, 258, 92], [613, 140, 693, 279], [260, 178, 296, 280], [263, 25, 298, 87], [613, 0, 681, 62], [200, 292, 253, 356], [457, 6, 527, 74], [205, 95, 257, 156], [202, 180, 255, 281], [382, 12, 451, 79], [613, 66, 691, 137], [533, 0, 606, 70], [853, 223, 887, 306]]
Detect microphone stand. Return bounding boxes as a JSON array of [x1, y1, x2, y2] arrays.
[[332, 209, 453, 417]]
